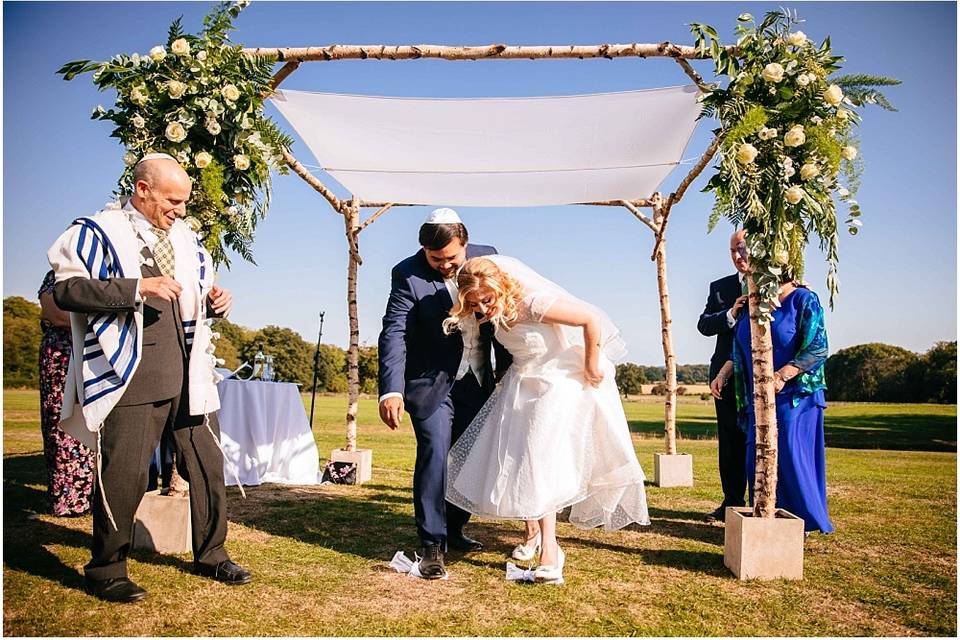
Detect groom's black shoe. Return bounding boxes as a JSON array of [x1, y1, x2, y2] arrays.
[[419, 544, 446, 579], [447, 531, 484, 553], [705, 506, 726, 523], [84, 576, 147, 603], [194, 560, 253, 585]]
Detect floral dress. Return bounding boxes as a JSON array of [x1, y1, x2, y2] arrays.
[[38, 270, 94, 516]]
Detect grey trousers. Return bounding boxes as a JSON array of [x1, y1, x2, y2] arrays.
[[84, 394, 230, 581]]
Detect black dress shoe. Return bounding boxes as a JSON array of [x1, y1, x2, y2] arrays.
[[705, 506, 726, 523], [447, 531, 484, 552], [194, 560, 252, 585], [418, 544, 446, 579], [84, 576, 147, 603]]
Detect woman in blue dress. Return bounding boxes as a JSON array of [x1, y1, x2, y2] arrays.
[[710, 276, 834, 534]]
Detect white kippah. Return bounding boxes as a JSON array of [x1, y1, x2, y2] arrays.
[[136, 152, 178, 165], [424, 207, 463, 225]]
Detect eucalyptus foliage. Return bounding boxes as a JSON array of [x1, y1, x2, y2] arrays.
[[691, 10, 899, 319], [58, 1, 292, 267]]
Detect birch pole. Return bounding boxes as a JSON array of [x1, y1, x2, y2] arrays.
[[746, 271, 778, 517], [343, 198, 362, 452], [651, 194, 678, 455]]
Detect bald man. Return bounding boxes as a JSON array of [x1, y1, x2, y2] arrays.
[[49, 155, 249, 602], [696, 230, 749, 523]]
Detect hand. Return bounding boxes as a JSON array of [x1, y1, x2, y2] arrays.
[[379, 396, 404, 430], [710, 374, 726, 399], [139, 276, 182, 301], [773, 372, 787, 393], [209, 285, 233, 316], [584, 363, 604, 388], [731, 295, 748, 318]]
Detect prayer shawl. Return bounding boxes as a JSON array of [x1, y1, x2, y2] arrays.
[[47, 201, 225, 525]]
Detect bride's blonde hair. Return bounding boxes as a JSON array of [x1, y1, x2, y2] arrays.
[[443, 258, 524, 334]]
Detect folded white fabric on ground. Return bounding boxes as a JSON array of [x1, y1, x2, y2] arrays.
[[390, 551, 448, 580], [505, 562, 536, 583]]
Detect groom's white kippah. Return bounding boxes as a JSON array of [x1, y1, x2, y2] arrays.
[[424, 207, 463, 225], [136, 152, 179, 165]]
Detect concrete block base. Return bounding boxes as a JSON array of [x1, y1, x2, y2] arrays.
[[330, 448, 373, 485], [653, 453, 694, 487], [133, 490, 191, 554], [724, 507, 805, 580]]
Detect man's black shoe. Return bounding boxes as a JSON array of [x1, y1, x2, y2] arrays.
[[419, 544, 446, 579], [705, 506, 726, 523], [194, 560, 252, 585], [84, 576, 147, 603], [447, 531, 484, 552]]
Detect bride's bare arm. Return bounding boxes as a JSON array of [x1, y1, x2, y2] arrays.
[[538, 299, 604, 387]]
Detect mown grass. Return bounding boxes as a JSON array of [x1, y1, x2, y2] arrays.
[[3, 389, 956, 636]]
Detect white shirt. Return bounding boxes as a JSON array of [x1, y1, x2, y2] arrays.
[[725, 272, 747, 327]]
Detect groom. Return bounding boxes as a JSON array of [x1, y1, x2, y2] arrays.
[[378, 208, 511, 579]]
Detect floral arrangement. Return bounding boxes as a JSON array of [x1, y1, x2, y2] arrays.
[[691, 10, 899, 319], [58, 1, 292, 266]]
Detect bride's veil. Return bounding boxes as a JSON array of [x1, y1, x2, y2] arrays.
[[486, 254, 628, 362]]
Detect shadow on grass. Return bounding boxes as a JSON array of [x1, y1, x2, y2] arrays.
[[823, 413, 956, 452], [4, 453, 201, 593]]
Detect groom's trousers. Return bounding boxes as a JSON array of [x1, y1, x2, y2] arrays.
[[411, 374, 488, 547]]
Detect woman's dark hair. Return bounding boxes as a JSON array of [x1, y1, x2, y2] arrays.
[[418, 223, 468, 250]]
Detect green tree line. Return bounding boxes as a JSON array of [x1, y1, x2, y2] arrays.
[[5, 295, 955, 403]]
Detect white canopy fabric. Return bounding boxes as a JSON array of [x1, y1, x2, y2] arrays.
[[271, 85, 701, 207]]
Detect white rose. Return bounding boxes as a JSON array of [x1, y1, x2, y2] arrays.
[[195, 151, 213, 168], [783, 156, 794, 168], [776, 250, 790, 265], [736, 143, 759, 165], [123, 151, 138, 166], [785, 186, 805, 205], [196, 50, 208, 62], [800, 163, 820, 180], [206, 119, 221, 135], [149, 45, 167, 62], [841, 146, 858, 160], [227, 205, 239, 216], [167, 80, 186, 99], [222, 84, 241, 102], [233, 154, 250, 171], [129, 85, 149, 106], [176, 150, 190, 165], [796, 73, 811, 87], [165, 121, 187, 143], [784, 125, 806, 147], [824, 84, 844, 106], [837, 108, 850, 121], [805, 73, 818, 85], [785, 31, 807, 47], [131, 114, 146, 129], [784, 166, 796, 178], [761, 63, 785, 83], [810, 115, 823, 125], [171, 38, 190, 56]]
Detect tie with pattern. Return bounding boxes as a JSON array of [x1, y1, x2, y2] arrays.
[[152, 228, 176, 277]]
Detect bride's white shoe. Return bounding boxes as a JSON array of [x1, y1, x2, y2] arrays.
[[511, 532, 542, 562], [532, 546, 565, 585]]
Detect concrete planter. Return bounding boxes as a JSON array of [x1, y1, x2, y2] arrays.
[[133, 490, 191, 554], [723, 506, 805, 580], [653, 452, 694, 487], [330, 448, 373, 485]]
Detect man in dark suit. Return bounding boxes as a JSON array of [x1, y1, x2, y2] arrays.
[[51, 155, 250, 602], [697, 229, 749, 522], [378, 208, 511, 579]]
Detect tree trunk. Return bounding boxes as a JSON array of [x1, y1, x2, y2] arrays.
[[343, 200, 361, 452], [654, 236, 678, 455], [747, 272, 778, 518]]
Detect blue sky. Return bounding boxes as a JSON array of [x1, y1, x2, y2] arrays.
[[4, 1, 956, 365]]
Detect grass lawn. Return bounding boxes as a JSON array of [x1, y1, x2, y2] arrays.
[[3, 389, 956, 636]]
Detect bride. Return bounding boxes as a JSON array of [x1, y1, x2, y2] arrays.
[[444, 255, 649, 585]]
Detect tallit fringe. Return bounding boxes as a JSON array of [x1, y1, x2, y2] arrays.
[[204, 413, 246, 499]]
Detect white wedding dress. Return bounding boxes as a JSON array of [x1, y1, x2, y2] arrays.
[[446, 256, 650, 531]]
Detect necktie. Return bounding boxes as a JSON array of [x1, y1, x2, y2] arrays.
[[152, 228, 176, 277], [741, 277, 749, 296]]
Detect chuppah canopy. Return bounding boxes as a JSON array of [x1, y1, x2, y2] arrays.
[[270, 84, 702, 207]]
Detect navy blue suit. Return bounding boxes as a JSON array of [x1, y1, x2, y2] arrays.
[[697, 273, 747, 509], [378, 244, 511, 546]]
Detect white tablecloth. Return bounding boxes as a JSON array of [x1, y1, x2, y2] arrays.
[[217, 379, 321, 486]]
